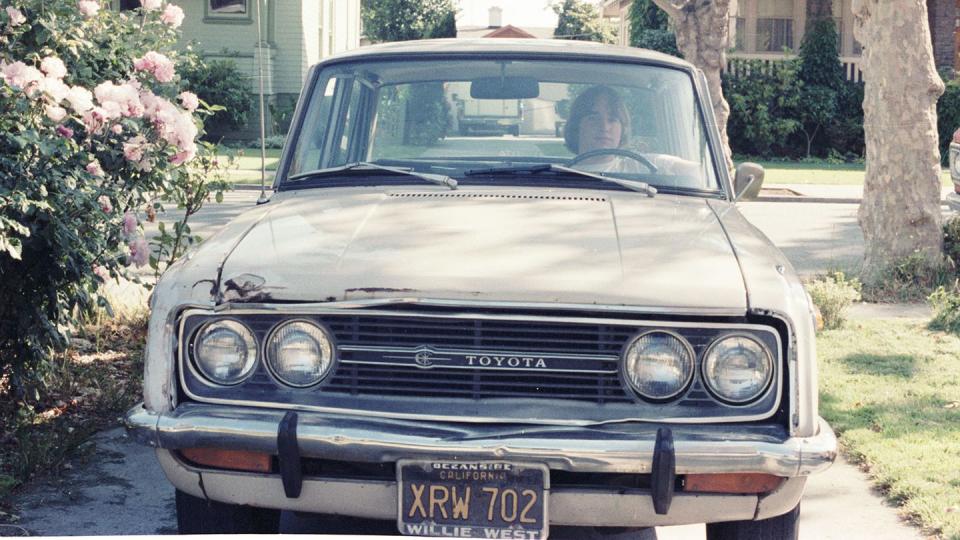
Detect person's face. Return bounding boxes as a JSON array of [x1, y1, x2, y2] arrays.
[[578, 95, 623, 154]]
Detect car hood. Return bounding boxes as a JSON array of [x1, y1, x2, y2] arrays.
[[217, 188, 747, 311]]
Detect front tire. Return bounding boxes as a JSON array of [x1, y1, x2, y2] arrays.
[[705, 503, 799, 540], [175, 489, 280, 534]]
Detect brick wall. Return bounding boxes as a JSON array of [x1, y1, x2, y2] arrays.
[[928, 0, 955, 72]]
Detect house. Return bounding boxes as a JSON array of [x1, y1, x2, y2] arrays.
[[601, 0, 957, 82], [457, 7, 555, 40], [110, 0, 362, 138]]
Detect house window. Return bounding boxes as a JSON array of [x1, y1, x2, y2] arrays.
[[757, 0, 794, 51], [204, 0, 252, 23], [210, 0, 246, 14]]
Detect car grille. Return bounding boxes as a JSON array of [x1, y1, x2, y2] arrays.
[[307, 315, 633, 404], [179, 310, 783, 422]]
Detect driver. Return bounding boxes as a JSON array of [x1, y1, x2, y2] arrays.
[[563, 85, 638, 173], [564, 85, 701, 180]]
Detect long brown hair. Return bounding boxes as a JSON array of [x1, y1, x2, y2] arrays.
[[563, 85, 631, 153]]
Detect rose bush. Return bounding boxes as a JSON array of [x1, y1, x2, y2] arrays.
[[0, 0, 229, 397]]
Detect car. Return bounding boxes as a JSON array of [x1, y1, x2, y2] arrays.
[[948, 129, 960, 212], [125, 38, 837, 539]]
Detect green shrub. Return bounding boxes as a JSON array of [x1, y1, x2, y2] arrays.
[[928, 285, 960, 334], [862, 252, 955, 302], [944, 215, 960, 270], [723, 59, 803, 158], [806, 272, 862, 329], [179, 57, 253, 136], [937, 77, 960, 165], [0, 1, 228, 398]]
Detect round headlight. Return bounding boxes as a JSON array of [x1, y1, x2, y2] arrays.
[[194, 320, 258, 385], [622, 331, 694, 401], [702, 335, 774, 404], [266, 321, 335, 387]]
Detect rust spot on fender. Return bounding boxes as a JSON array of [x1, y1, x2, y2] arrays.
[[222, 273, 278, 303]]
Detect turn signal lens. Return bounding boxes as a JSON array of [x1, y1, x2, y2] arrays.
[[684, 473, 784, 494], [180, 448, 272, 473]]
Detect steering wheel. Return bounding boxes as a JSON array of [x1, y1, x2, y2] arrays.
[[567, 148, 658, 174]]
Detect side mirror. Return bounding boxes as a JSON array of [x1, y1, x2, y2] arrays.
[[733, 162, 764, 201]]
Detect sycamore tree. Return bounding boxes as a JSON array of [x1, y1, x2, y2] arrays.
[[552, 0, 613, 43], [650, 0, 733, 171], [361, 0, 456, 43], [852, 0, 945, 283], [0, 0, 229, 397]]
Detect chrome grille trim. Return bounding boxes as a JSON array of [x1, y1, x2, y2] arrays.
[[176, 307, 785, 426]]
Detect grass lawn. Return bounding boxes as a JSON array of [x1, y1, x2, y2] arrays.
[[754, 160, 953, 187], [817, 319, 960, 538], [217, 147, 282, 184]]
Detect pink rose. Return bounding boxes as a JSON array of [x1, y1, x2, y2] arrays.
[[178, 91, 198, 112], [40, 77, 70, 103], [66, 86, 94, 113], [140, 0, 161, 11], [128, 236, 150, 267], [123, 135, 147, 162], [40, 57, 67, 80], [2, 62, 43, 92], [169, 149, 195, 165], [133, 51, 175, 83], [94, 81, 143, 118], [160, 4, 184, 28], [111, 124, 123, 135], [97, 195, 112, 213], [122, 211, 138, 235], [55, 125, 74, 138], [45, 105, 67, 122], [82, 107, 108, 134], [5, 6, 25, 26], [86, 160, 104, 177], [77, 0, 100, 17]]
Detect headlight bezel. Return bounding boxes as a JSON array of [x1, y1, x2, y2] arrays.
[[620, 329, 696, 402], [701, 333, 775, 406], [190, 318, 259, 386], [264, 318, 338, 388]]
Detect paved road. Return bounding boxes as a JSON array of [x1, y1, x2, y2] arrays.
[[8, 191, 927, 537]]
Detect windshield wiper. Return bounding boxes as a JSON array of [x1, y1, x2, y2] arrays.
[[287, 162, 458, 190], [465, 164, 656, 197]]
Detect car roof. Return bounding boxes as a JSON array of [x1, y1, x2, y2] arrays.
[[320, 38, 695, 71]]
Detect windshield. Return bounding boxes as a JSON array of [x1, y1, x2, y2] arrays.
[[284, 58, 721, 193]]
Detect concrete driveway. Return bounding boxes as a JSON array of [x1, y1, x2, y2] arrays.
[[12, 427, 925, 538]]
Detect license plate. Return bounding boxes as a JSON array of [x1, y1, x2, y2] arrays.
[[397, 460, 549, 539]]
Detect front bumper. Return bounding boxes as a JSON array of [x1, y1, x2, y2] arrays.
[[126, 403, 836, 526]]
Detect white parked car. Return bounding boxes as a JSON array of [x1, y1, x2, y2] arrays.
[[126, 39, 836, 539]]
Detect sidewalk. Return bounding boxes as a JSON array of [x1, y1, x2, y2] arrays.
[[759, 183, 955, 204]]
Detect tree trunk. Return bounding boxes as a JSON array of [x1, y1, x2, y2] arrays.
[[852, 0, 945, 283], [651, 0, 735, 173]]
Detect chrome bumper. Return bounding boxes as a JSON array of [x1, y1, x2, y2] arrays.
[[125, 402, 836, 477]]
